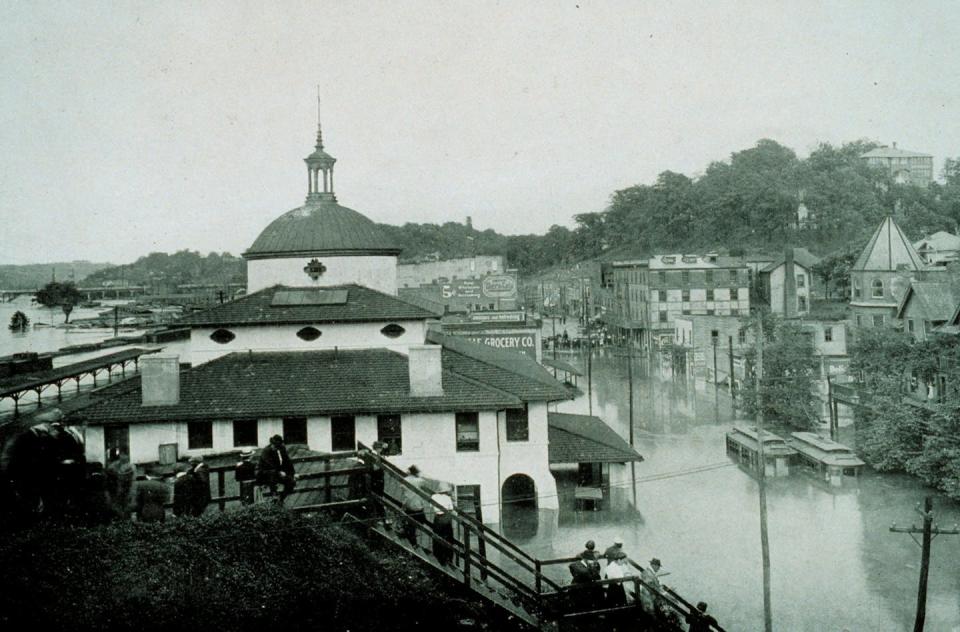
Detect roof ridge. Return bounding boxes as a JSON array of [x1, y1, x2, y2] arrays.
[[427, 330, 563, 389]]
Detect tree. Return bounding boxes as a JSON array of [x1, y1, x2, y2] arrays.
[[740, 313, 821, 430], [36, 281, 83, 323], [811, 248, 858, 300], [8, 310, 30, 331]]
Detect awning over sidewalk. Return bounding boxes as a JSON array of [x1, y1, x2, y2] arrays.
[[541, 357, 583, 376], [548, 412, 644, 464]]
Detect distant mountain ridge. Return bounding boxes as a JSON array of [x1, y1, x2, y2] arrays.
[[0, 261, 114, 290]]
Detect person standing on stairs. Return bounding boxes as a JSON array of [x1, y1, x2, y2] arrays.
[[402, 465, 428, 549], [430, 486, 456, 566]]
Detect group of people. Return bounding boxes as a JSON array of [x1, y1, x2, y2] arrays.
[[568, 539, 716, 629], [568, 538, 668, 611], [94, 434, 299, 523], [400, 463, 458, 567]]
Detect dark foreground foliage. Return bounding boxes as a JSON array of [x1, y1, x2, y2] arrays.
[[0, 506, 511, 632]]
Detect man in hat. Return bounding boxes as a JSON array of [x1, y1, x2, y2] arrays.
[[172, 462, 195, 518], [188, 455, 211, 516], [134, 472, 170, 523], [604, 536, 625, 562], [640, 558, 665, 613], [429, 485, 456, 566], [235, 450, 257, 505], [402, 465, 428, 549], [258, 435, 296, 504], [686, 601, 718, 632]]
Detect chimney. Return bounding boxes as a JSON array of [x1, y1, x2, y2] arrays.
[[141, 354, 180, 406], [783, 248, 796, 318], [408, 345, 444, 397]]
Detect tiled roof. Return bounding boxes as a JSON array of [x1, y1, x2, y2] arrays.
[[73, 342, 576, 425], [547, 412, 643, 464], [176, 284, 437, 327], [427, 331, 571, 402], [244, 200, 402, 258], [76, 349, 524, 425]]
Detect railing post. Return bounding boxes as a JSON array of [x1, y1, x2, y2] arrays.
[[462, 528, 472, 590], [217, 470, 226, 512], [324, 459, 331, 504], [535, 560, 542, 595]]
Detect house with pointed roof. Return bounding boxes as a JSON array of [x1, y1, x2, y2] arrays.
[[914, 231, 960, 266], [895, 280, 960, 342], [849, 216, 929, 329], [69, 115, 637, 525], [758, 248, 820, 317]]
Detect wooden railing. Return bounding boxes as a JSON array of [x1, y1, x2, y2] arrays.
[[179, 448, 724, 630], [537, 555, 726, 632]]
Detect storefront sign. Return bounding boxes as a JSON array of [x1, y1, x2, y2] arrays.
[[470, 310, 525, 323], [461, 333, 537, 358]]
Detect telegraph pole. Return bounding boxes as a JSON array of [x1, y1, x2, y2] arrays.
[[755, 312, 773, 632], [728, 335, 736, 402], [627, 342, 636, 507], [890, 496, 960, 632]]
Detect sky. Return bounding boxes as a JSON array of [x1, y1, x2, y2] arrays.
[[1, 1, 959, 265]]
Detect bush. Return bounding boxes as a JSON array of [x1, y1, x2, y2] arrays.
[[0, 506, 498, 632]]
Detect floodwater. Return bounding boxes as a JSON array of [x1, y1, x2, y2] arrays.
[[522, 348, 960, 631], [0, 299, 188, 418]]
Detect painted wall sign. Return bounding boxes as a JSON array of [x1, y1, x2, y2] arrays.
[[461, 333, 537, 358], [481, 274, 517, 298]]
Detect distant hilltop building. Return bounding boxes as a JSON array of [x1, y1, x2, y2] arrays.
[[861, 143, 933, 186]]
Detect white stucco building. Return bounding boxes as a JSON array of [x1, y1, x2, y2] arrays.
[[72, 119, 641, 525]]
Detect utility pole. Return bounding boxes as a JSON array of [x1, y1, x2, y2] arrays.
[[755, 312, 773, 632], [712, 335, 719, 388], [890, 496, 960, 632], [627, 342, 636, 507], [826, 375, 836, 441], [728, 335, 736, 402], [586, 318, 593, 416]]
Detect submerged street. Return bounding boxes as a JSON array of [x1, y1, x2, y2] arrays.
[[514, 348, 960, 631]]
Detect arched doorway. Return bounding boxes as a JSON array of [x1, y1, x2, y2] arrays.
[[501, 474, 538, 539]]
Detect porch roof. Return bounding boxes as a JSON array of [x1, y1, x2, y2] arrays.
[[547, 412, 643, 464]]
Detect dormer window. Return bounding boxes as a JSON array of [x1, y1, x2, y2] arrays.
[[380, 324, 406, 339], [209, 329, 236, 344], [296, 326, 322, 341]]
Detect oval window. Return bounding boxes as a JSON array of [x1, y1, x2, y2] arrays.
[[296, 326, 322, 341], [380, 324, 406, 339], [209, 329, 236, 344]]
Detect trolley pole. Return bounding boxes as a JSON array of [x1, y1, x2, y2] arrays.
[[890, 496, 959, 632]]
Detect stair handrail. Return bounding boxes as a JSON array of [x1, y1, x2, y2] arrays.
[[360, 447, 564, 596], [357, 443, 562, 594], [372, 490, 545, 615], [624, 558, 727, 632]]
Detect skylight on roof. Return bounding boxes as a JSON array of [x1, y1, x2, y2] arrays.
[[271, 289, 349, 306]]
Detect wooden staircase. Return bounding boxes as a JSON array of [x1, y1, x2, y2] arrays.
[[355, 448, 727, 632]]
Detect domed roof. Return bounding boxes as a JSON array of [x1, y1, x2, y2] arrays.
[[244, 199, 402, 259]]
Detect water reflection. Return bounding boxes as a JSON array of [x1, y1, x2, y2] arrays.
[[530, 348, 960, 631]]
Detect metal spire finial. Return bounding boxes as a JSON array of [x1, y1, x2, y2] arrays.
[[315, 85, 324, 150]]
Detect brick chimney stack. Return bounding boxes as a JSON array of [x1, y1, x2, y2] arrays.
[[784, 248, 796, 319], [408, 345, 444, 397], [141, 354, 180, 406]]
